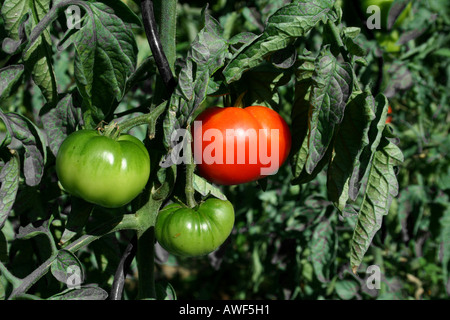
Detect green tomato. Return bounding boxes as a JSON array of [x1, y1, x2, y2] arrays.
[[155, 198, 235, 257], [56, 129, 150, 208]]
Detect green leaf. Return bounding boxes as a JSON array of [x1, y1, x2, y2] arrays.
[[236, 61, 293, 109], [290, 59, 314, 182], [0, 65, 24, 102], [348, 94, 389, 201], [95, 0, 142, 29], [223, 0, 337, 83], [306, 46, 353, 174], [48, 285, 108, 300], [0, 111, 47, 186], [155, 281, 177, 300], [0, 151, 20, 230], [163, 9, 229, 149], [335, 280, 359, 300], [51, 249, 85, 286], [27, 0, 57, 105], [310, 216, 336, 283], [350, 137, 403, 272], [40, 92, 84, 157], [1, 0, 29, 40], [61, 1, 138, 122], [327, 90, 375, 212], [439, 205, 450, 287], [16, 219, 50, 240], [60, 198, 93, 246], [193, 174, 228, 201], [345, 37, 367, 57], [2, 0, 57, 105]]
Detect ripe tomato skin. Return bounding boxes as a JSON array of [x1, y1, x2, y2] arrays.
[[56, 130, 150, 208], [386, 105, 392, 124], [155, 198, 235, 257], [192, 105, 291, 186]]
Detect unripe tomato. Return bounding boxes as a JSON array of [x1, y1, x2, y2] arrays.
[[56, 130, 150, 208], [192, 105, 291, 185], [155, 198, 235, 257]]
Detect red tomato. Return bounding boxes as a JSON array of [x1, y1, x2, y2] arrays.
[[386, 105, 392, 124], [192, 105, 291, 185]]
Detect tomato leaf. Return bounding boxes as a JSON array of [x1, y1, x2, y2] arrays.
[[16, 219, 50, 240], [193, 174, 228, 201], [235, 61, 293, 110], [290, 58, 314, 182], [60, 198, 93, 245], [223, 0, 337, 83], [58, 1, 138, 123], [25, 0, 57, 105], [348, 94, 389, 201], [306, 46, 353, 175], [163, 9, 229, 149], [48, 285, 108, 300], [0, 65, 24, 102], [439, 205, 450, 287], [40, 92, 84, 157], [310, 215, 337, 283], [327, 90, 375, 211], [155, 281, 177, 300], [2, 0, 57, 105], [0, 151, 20, 230], [0, 110, 47, 186], [350, 136, 403, 272], [335, 280, 359, 300], [51, 249, 85, 286]]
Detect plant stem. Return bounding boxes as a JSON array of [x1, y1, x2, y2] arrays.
[[114, 101, 166, 138], [140, 0, 177, 97], [184, 127, 197, 208], [153, 0, 177, 72], [0, 261, 22, 289], [134, 185, 166, 300], [9, 254, 56, 299], [136, 227, 156, 299], [65, 214, 141, 253], [5, 213, 141, 299], [110, 235, 138, 300]]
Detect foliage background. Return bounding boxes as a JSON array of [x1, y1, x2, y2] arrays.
[[1, 0, 449, 300]]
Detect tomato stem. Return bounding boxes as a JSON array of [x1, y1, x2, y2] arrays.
[[233, 91, 247, 108], [0, 261, 22, 289], [106, 101, 167, 139], [184, 126, 197, 208]]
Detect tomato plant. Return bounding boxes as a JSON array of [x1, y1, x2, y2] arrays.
[[155, 198, 235, 257], [192, 105, 291, 185], [56, 129, 151, 208], [1, 0, 448, 303]]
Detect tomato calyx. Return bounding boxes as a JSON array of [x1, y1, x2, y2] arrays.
[[98, 122, 122, 140]]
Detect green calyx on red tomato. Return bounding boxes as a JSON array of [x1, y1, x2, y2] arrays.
[[192, 105, 291, 186], [56, 129, 150, 208], [155, 198, 235, 257]]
